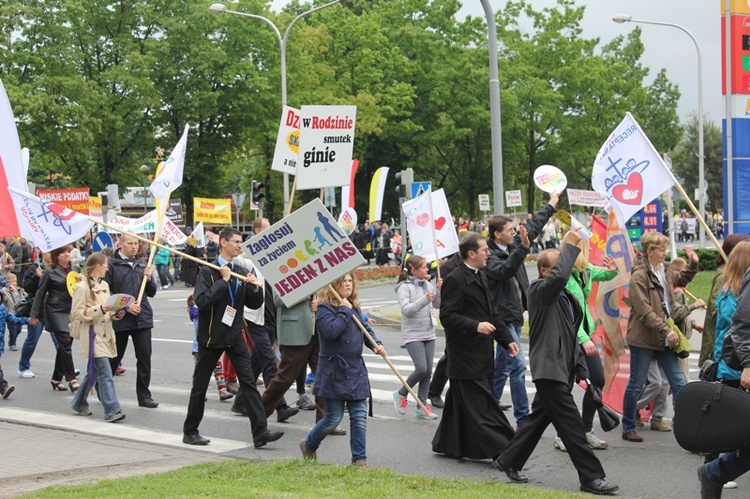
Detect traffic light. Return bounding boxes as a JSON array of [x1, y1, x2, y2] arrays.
[[252, 180, 265, 205], [394, 168, 414, 199]]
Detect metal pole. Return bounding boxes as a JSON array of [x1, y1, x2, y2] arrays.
[[217, 0, 346, 218], [479, 0, 504, 215], [726, 0, 734, 236]]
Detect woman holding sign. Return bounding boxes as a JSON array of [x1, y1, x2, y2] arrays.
[[69, 253, 126, 422]]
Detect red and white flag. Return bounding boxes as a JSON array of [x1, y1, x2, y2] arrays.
[[8, 187, 94, 251], [0, 78, 32, 238], [592, 113, 675, 226]]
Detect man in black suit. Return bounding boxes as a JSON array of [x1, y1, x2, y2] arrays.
[[494, 228, 619, 496], [431, 232, 519, 461]]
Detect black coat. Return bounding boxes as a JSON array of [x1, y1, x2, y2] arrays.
[[194, 260, 263, 349], [485, 203, 555, 327], [104, 250, 157, 331], [30, 266, 71, 332], [527, 245, 588, 385], [440, 263, 512, 380]]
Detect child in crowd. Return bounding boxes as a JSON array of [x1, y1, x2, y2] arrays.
[[300, 274, 387, 467], [0, 288, 29, 399], [188, 294, 233, 401], [2, 273, 25, 352]]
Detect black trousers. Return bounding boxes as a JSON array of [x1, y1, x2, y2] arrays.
[[499, 379, 605, 485], [109, 328, 152, 402], [246, 322, 286, 410], [184, 341, 267, 438], [428, 353, 448, 398], [581, 351, 605, 433], [52, 331, 76, 382]]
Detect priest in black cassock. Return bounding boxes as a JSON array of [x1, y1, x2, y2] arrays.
[[431, 232, 519, 460]]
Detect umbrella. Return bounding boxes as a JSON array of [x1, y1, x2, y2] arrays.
[[586, 379, 621, 432]]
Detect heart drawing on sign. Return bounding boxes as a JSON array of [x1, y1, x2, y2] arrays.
[[612, 173, 643, 205], [434, 217, 447, 230], [416, 213, 430, 227]]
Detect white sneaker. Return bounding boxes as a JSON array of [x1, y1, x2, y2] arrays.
[[18, 370, 35, 379], [586, 431, 609, 449], [723, 481, 738, 489], [416, 405, 438, 420], [554, 436, 567, 452]]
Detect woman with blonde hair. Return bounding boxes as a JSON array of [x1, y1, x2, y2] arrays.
[[300, 273, 387, 467], [621, 232, 699, 443], [550, 230, 618, 452], [69, 253, 126, 421]]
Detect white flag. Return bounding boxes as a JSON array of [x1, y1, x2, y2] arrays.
[[402, 188, 459, 263], [149, 124, 189, 200], [592, 113, 675, 226], [8, 187, 94, 251], [192, 222, 206, 248]]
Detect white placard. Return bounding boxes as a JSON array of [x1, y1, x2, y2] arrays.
[[295, 105, 357, 190], [478, 194, 490, 211], [242, 199, 365, 307], [505, 190, 523, 208], [567, 189, 609, 207], [271, 106, 300, 175]]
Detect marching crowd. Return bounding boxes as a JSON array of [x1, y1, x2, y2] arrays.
[[1, 195, 749, 497]]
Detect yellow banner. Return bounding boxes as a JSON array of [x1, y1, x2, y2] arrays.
[[193, 197, 232, 224], [89, 196, 102, 218], [722, 0, 750, 14]]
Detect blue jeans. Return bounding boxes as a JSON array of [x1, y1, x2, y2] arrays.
[[622, 345, 686, 434], [18, 321, 50, 372], [71, 357, 122, 419], [305, 398, 367, 463], [705, 447, 750, 485], [493, 323, 529, 426], [156, 264, 173, 287]]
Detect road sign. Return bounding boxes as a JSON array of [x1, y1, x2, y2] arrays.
[[411, 181, 431, 198], [478, 194, 490, 211], [93, 232, 113, 253]]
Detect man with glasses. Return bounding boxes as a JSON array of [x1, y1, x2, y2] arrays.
[[105, 233, 158, 408], [485, 191, 559, 429], [183, 227, 283, 448]]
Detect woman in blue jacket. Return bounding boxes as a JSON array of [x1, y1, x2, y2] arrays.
[[300, 273, 387, 467]]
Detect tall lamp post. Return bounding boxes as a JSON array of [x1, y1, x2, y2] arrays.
[[139, 164, 150, 214], [479, 0, 504, 215], [210, 0, 349, 217], [612, 13, 705, 248]]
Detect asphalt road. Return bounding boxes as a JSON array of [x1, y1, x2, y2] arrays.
[[1, 280, 740, 498]]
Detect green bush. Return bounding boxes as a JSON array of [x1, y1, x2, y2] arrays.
[[674, 248, 718, 271]]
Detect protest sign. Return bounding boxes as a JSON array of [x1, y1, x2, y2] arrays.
[[567, 188, 609, 208], [403, 188, 459, 262], [89, 196, 103, 220], [337, 207, 357, 236], [242, 199, 365, 307], [37, 188, 90, 215], [296, 105, 357, 190], [271, 106, 300, 175], [193, 197, 232, 224], [533, 165, 567, 193], [505, 190, 522, 208], [103, 211, 186, 246]]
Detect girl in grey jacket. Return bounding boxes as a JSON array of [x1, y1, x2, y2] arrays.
[[393, 255, 441, 419]]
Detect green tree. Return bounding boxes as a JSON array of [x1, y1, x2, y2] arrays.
[[671, 116, 723, 212]]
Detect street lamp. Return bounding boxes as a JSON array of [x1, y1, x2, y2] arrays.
[[612, 13, 705, 247], [139, 164, 150, 214], [210, 0, 350, 217], [479, 0, 504, 215]]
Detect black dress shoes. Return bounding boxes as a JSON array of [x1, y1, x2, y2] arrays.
[[276, 405, 299, 422], [254, 430, 284, 448], [138, 398, 159, 408], [183, 433, 211, 446], [492, 459, 529, 483], [580, 478, 620, 495], [429, 396, 445, 409]]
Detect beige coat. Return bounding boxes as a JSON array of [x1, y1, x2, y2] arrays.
[[70, 279, 118, 359], [626, 256, 698, 350]]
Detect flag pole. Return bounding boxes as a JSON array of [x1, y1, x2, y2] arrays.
[[667, 171, 727, 261], [286, 173, 299, 217], [89, 217, 259, 286], [135, 175, 173, 304]]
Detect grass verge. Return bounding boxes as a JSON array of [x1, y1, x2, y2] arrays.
[[686, 270, 713, 301], [20, 459, 586, 498]]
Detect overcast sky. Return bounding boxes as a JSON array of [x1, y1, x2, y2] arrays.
[[267, 0, 722, 124]]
